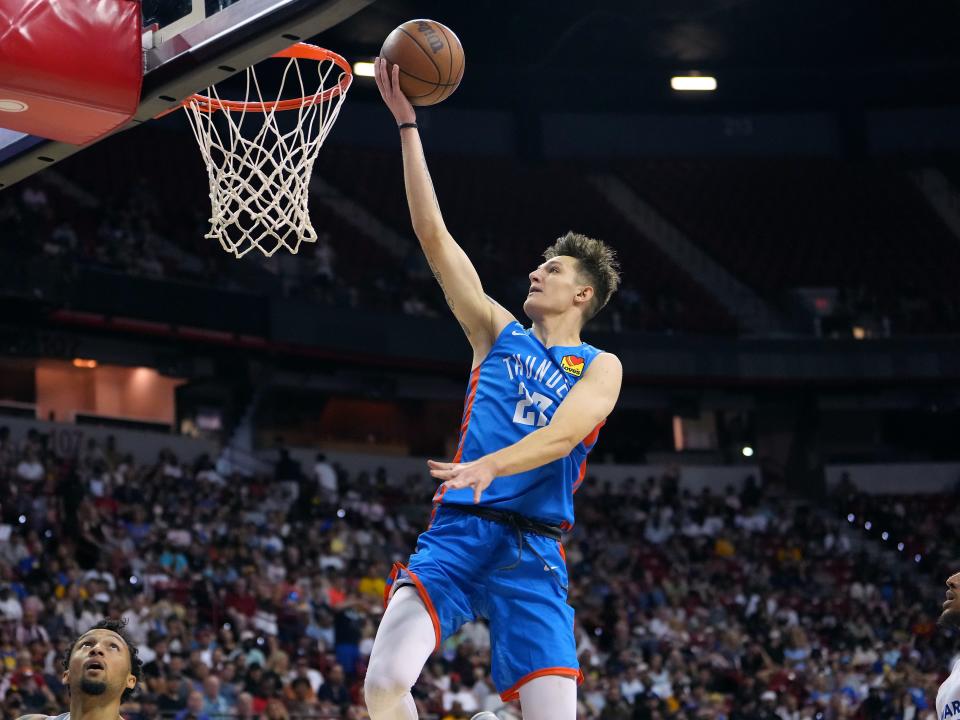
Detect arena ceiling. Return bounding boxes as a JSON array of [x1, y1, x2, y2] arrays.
[[324, 0, 960, 111]]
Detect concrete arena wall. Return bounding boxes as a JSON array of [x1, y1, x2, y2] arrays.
[[7, 414, 955, 496], [1, 414, 219, 464], [825, 463, 960, 495], [289, 447, 758, 493]]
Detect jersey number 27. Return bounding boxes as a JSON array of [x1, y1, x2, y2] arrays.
[[513, 383, 553, 427]]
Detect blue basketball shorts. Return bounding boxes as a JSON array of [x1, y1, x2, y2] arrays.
[[383, 505, 583, 701]]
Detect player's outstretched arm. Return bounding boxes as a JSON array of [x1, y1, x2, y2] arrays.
[[428, 353, 623, 502], [374, 58, 513, 357]]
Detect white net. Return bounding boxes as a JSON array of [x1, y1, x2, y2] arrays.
[[183, 46, 351, 258]]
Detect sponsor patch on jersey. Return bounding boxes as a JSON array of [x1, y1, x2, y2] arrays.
[[561, 354, 585, 377]]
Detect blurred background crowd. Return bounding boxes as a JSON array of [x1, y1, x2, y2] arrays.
[[0, 428, 955, 720], [5, 3, 960, 720]]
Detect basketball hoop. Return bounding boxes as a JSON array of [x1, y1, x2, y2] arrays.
[[182, 43, 352, 258]]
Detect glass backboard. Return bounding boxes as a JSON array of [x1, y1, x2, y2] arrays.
[[0, 0, 372, 189]]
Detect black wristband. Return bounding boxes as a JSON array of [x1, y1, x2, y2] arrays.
[[398, 122, 418, 130]]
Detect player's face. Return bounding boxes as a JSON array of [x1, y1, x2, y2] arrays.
[[63, 629, 137, 701], [523, 255, 590, 321], [939, 571, 960, 627]]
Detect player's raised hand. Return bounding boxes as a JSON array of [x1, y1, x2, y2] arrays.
[[428, 457, 497, 504], [374, 57, 416, 125]]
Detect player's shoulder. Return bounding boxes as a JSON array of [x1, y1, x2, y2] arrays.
[[487, 312, 524, 345], [580, 351, 622, 383], [18, 714, 62, 720], [586, 350, 621, 370]]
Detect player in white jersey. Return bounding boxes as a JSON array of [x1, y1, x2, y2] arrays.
[[937, 571, 960, 720], [17, 619, 142, 720]]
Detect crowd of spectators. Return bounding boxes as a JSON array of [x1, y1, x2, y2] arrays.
[[8, 143, 960, 337], [0, 425, 957, 720], [0, 170, 712, 338]]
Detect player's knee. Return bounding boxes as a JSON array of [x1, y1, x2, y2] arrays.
[[363, 667, 410, 713]]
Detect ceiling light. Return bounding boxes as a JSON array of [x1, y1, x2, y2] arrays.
[[353, 61, 375, 77], [671, 75, 717, 92]]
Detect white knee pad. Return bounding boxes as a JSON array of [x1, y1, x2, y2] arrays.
[[363, 669, 411, 714]]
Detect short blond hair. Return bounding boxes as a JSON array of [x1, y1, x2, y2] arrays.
[[543, 231, 621, 321]]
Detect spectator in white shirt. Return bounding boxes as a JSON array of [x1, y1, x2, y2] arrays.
[[620, 664, 646, 703], [0, 584, 23, 622], [121, 592, 151, 645], [314, 453, 338, 500], [16, 448, 44, 484], [442, 677, 479, 714]]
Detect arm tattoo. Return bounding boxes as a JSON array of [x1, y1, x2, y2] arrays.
[[426, 258, 471, 336], [427, 259, 456, 310], [485, 294, 508, 313], [421, 156, 440, 209]]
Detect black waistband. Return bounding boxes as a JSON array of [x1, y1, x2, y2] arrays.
[[441, 503, 563, 541]]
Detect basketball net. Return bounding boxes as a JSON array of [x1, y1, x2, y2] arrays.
[[182, 45, 351, 258]]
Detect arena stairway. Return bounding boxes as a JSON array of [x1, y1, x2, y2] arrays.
[[589, 173, 784, 335]]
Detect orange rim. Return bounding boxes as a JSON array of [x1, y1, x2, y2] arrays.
[[185, 43, 352, 113]]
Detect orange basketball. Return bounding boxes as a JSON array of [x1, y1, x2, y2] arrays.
[[380, 19, 464, 106]]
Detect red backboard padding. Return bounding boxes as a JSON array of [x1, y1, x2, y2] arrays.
[[0, 0, 143, 145]]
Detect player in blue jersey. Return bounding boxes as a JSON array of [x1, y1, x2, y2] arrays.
[[364, 59, 623, 720]]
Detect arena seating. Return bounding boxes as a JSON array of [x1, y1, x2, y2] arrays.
[[6, 131, 741, 336], [318, 147, 738, 334], [0, 426, 950, 719], [14, 142, 960, 336], [619, 158, 960, 334]]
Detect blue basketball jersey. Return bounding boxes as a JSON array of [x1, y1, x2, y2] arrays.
[[435, 320, 605, 528]]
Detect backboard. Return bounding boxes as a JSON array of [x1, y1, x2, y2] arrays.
[[0, 0, 373, 190]]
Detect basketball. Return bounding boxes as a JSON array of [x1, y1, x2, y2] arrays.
[[380, 19, 464, 106]]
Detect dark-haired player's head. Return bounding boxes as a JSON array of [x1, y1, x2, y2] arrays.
[[939, 571, 960, 628], [62, 618, 143, 704], [524, 232, 621, 327]]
